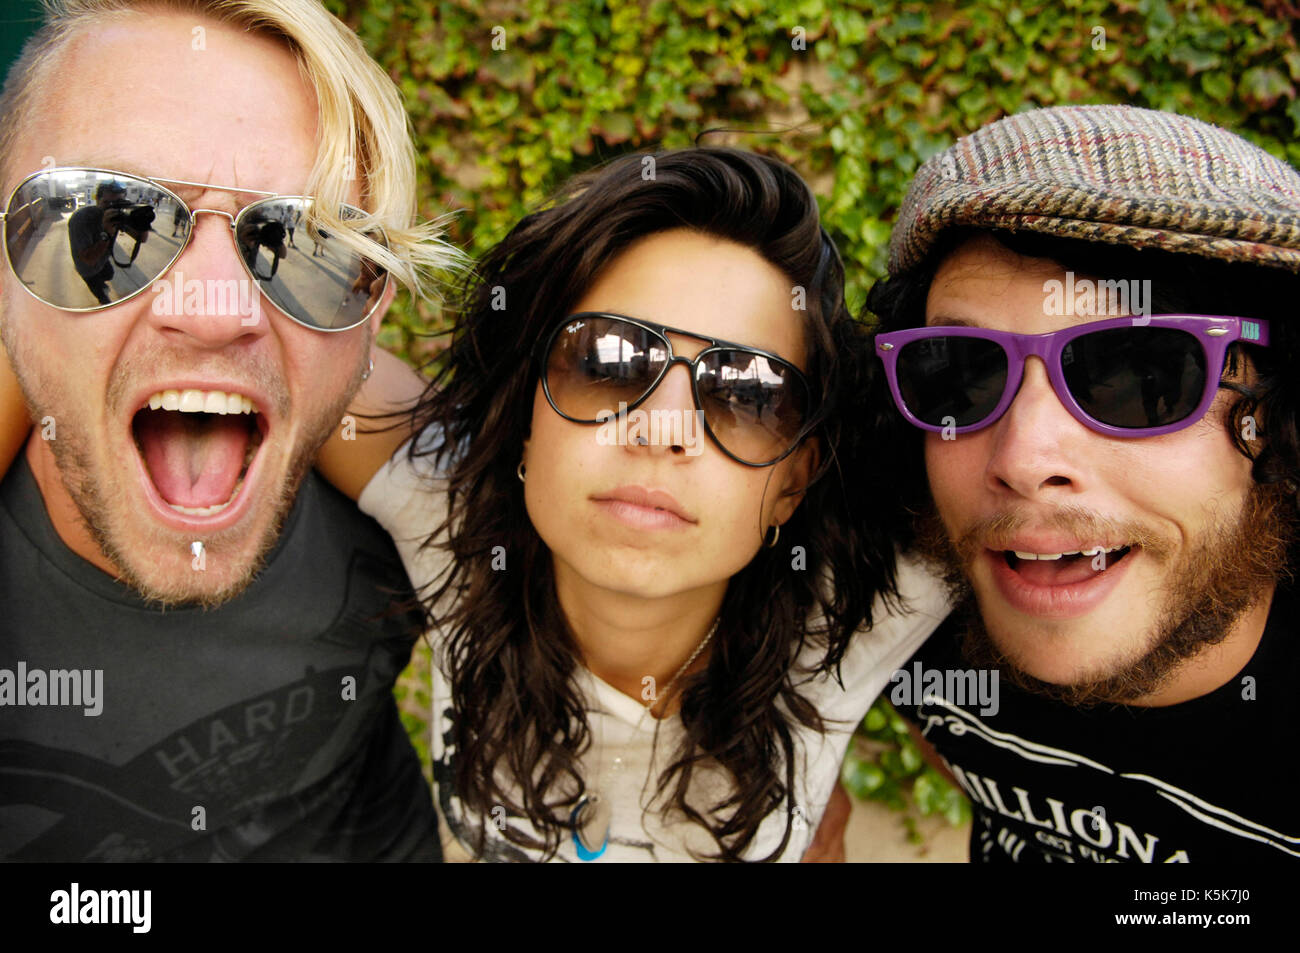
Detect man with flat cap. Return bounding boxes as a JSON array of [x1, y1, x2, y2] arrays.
[[870, 104, 1300, 863]]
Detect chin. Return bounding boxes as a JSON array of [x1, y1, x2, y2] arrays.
[[88, 452, 297, 609], [992, 629, 1133, 687]]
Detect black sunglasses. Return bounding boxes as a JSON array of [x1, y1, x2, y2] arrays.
[[1, 167, 389, 331], [539, 312, 816, 467]]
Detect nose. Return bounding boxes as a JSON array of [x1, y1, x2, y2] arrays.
[[143, 210, 269, 349], [983, 356, 1090, 499], [624, 358, 699, 459]]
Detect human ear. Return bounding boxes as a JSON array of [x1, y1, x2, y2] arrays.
[[366, 275, 399, 340], [771, 436, 820, 525]]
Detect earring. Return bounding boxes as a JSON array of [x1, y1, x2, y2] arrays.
[[764, 524, 780, 549], [361, 357, 373, 381], [517, 461, 526, 483]]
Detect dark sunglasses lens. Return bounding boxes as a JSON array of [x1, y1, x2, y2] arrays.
[[545, 316, 668, 421], [1062, 326, 1206, 429], [895, 336, 1008, 427], [237, 199, 387, 330], [695, 350, 810, 464], [4, 169, 188, 309]]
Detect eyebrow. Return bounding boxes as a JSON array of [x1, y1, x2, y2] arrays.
[[69, 159, 275, 196], [926, 315, 981, 328]]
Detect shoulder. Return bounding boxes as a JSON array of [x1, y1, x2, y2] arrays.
[[799, 552, 953, 703], [356, 422, 456, 593], [357, 422, 451, 524]]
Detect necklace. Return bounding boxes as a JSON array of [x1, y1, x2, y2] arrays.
[[570, 616, 720, 861]]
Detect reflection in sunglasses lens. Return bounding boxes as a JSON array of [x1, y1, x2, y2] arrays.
[[5, 169, 188, 310], [696, 350, 808, 464], [545, 317, 809, 464], [898, 336, 1008, 427], [1063, 327, 1205, 428], [2, 170, 387, 330], [546, 316, 667, 420], [242, 199, 388, 330]]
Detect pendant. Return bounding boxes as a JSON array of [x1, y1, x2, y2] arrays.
[[570, 793, 612, 861]]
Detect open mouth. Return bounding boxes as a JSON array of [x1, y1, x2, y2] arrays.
[[131, 389, 266, 517], [1002, 544, 1134, 586]]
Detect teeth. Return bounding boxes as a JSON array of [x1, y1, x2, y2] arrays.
[[1013, 545, 1128, 560], [167, 476, 244, 517], [144, 389, 259, 415]]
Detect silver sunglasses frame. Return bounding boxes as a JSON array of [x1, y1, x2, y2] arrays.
[[0, 166, 389, 332]]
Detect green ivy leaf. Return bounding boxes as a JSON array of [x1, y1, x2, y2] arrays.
[[1201, 72, 1233, 104], [1169, 43, 1221, 75], [1239, 66, 1295, 110]]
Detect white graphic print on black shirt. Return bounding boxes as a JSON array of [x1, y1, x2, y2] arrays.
[[897, 594, 1300, 863]]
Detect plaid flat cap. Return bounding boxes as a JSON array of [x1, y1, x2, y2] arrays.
[[889, 104, 1300, 275]]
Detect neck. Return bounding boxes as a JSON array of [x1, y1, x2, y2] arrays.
[[554, 561, 725, 718], [25, 433, 119, 577], [1129, 582, 1275, 707]]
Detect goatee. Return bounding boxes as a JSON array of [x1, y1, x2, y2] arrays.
[[912, 484, 1296, 706]]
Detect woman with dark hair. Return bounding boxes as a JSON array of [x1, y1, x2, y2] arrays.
[[315, 147, 948, 862]]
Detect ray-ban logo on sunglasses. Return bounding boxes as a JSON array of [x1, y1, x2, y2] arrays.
[[1042, 271, 1152, 320], [150, 271, 262, 326], [595, 402, 706, 457]]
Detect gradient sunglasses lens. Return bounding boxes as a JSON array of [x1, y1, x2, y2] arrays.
[[236, 198, 388, 331], [545, 315, 811, 465], [544, 315, 670, 420], [695, 349, 810, 464], [895, 335, 1009, 428], [4, 168, 188, 310], [1059, 325, 1207, 429]]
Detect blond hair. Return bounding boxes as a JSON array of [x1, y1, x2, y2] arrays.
[[0, 0, 463, 300]]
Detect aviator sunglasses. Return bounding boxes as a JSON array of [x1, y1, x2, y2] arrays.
[[540, 312, 816, 466], [875, 315, 1270, 438], [1, 167, 389, 331]]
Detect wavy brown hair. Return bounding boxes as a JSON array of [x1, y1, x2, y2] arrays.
[[404, 148, 907, 861]]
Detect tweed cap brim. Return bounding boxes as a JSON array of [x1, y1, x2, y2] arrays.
[[889, 104, 1300, 276]]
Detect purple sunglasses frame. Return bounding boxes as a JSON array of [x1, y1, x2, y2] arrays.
[[874, 314, 1271, 438]]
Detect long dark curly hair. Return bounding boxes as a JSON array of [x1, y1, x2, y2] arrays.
[[405, 147, 906, 861], [864, 227, 1300, 566]]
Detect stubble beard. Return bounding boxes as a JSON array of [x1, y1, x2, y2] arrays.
[[912, 484, 1296, 706], [2, 312, 368, 610]]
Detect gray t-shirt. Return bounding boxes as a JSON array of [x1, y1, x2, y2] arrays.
[[0, 454, 438, 861]]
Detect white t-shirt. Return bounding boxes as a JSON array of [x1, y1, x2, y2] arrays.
[[358, 426, 951, 862]]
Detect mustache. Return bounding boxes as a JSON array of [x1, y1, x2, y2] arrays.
[[107, 349, 290, 418], [947, 505, 1177, 565]]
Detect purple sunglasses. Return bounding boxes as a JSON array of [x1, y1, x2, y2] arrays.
[[875, 315, 1270, 438]]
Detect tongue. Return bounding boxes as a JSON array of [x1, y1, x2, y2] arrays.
[[1014, 554, 1108, 587], [137, 412, 250, 508]]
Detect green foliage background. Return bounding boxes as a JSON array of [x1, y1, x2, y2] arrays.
[[325, 0, 1300, 838], [327, 0, 1300, 355]]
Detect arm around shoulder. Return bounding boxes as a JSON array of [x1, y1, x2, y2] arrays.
[[0, 345, 31, 479], [315, 348, 429, 501]]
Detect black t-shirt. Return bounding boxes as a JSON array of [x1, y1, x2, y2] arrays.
[[0, 454, 439, 861], [894, 589, 1300, 863]]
